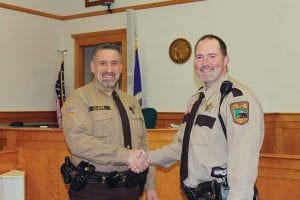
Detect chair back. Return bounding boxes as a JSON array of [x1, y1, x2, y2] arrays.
[[142, 108, 157, 129]]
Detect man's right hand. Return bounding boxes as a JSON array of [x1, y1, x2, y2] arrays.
[[127, 150, 149, 173]]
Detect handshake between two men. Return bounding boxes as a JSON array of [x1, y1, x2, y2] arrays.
[[127, 149, 150, 173]]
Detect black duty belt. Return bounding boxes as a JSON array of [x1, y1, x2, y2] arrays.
[[87, 169, 148, 188], [182, 181, 220, 200], [61, 157, 148, 194]]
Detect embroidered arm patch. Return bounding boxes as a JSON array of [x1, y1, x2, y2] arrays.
[[67, 107, 77, 114], [230, 101, 249, 125]]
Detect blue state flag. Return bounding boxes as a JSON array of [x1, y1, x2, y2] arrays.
[[133, 45, 142, 106]]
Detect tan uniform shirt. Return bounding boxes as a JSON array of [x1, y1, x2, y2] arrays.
[[150, 74, 264, 199], [62, 80, 154, 190]]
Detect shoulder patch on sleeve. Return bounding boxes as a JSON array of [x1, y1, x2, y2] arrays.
[[230, 101, 249, 125]]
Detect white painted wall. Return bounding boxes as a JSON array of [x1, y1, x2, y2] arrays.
[[135, 0, 300, 112], [0, 0, 300, 112], [0, 8, 62, 111]]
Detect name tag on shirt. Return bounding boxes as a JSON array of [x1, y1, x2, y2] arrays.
[[88, 106, 111, 112]]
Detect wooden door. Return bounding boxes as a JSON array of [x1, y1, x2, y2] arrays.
[[72, 29, 127, 91]]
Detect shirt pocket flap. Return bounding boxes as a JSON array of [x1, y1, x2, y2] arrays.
[[195, 114, 216, 129]]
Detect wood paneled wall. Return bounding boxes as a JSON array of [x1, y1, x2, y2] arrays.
[[257, 153, 300, 199], [155, 112, 300, 155], [1, 112, 300, 155], [1, 111, 299, 126], [1, 127, 300, 200], [0, 111, 57, 124], [0, 149, 18, 174], [0, 128, 70, 199], [262, 113, 300, 154], [156, 112, 184, 128]]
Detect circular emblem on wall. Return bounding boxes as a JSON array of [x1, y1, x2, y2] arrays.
[[169, 38, 192, 64]]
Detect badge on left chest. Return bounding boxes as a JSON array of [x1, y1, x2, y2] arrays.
[[204, 102, 214, 113]]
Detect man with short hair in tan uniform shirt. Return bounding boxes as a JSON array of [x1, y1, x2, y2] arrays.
[[149, 35, 264, 200], [62, 43, 159, 200]]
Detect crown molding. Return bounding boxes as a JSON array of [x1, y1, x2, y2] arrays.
[[0, 2, 62, 20], [0, 0, 203, 21]]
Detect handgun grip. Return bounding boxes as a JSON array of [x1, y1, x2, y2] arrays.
[[61, 156, 73, 184], [211, 166, 227, 178], [65, 156, 70, 167]]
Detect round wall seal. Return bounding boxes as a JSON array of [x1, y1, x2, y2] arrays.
[[169, 38, 192, 64]]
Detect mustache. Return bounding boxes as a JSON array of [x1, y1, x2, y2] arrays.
[[102, 72, 116, 77], [200, 66, 214, 71]]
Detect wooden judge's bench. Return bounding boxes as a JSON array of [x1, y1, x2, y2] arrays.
[[0, 113, 300, 200]]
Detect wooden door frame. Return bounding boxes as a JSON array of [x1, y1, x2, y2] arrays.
[[72, 29, 127, 91]]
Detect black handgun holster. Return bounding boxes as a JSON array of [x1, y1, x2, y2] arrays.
[[60, 157, 95, 192], [197, 180, 218, 200]]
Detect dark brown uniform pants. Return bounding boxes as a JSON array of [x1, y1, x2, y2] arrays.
[[69, 182, 140, 200]]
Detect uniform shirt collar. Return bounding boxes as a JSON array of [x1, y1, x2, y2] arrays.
[[202, 73, 230, 98]]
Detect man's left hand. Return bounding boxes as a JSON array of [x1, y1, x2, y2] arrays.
[[146, 190, 160, 200]]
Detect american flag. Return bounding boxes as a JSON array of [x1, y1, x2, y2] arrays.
[[55, 53, 66, 128]]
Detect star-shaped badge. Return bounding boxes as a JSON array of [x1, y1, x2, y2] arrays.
[[204, 102, 214, 112]]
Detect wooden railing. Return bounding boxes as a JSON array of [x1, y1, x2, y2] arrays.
[[0, 111, 57, 124], [155, 113, 300, 155], [1, 127, 300, 199]]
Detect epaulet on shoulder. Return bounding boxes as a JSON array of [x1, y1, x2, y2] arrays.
[[231, 88, 243, 97]]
